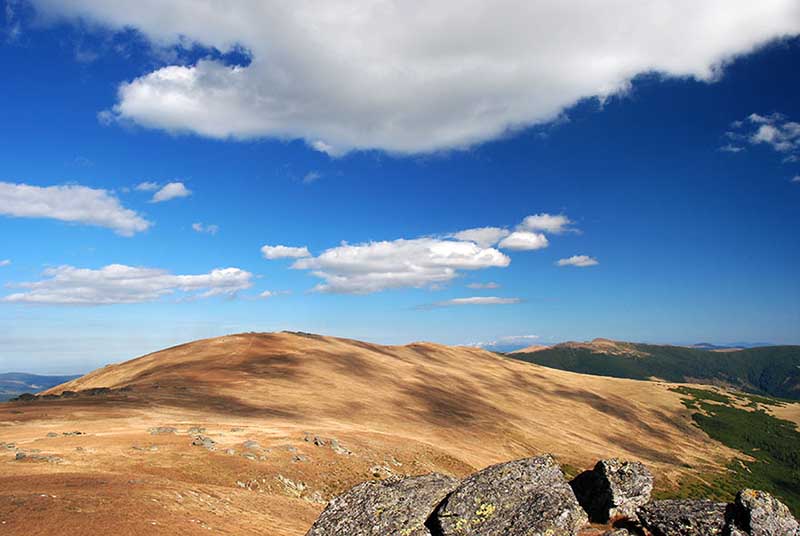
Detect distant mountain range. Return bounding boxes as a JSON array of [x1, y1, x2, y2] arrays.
[[0, 372, 81, 401], [507, 339, 800, 400]]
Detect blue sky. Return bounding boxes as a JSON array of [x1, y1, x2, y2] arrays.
[[1, 1, 799, 373]]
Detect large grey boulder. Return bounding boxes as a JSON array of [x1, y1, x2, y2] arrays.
[[637, 499, 733, 536], [433, 455, 587, 536], [571, 458, 653, 522], [306, 473, 458, 536], [734, 489, 799, 536]]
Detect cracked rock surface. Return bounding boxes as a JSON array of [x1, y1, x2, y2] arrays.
[[433, 455, 587, 536], [306, 473, 458, 536]]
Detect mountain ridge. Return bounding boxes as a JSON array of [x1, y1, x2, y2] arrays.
[[2, 331, 798, 535], [508, 340, 800, 400]]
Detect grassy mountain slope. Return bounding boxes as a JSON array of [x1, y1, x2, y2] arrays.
[[0, 331, 751, 535], [666, 387, 800, 516], [508, 340, 800, 400]]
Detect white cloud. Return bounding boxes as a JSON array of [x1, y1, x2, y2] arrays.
[[498, 231, 549, 251], [135, 181, 160, 191], [792, 175, 800, 183], [291, 238, 510, 294], [261, 244, 311, 259], [303, 171, 322, 184], [433, 296, 521, 307], [450, 227, 510, 247], [151, 181, 191, 202], [259, 289, 290, 299], [0, 259, 10, 267], [0, 181, 151, 236], [520, 213, 575, 234], [467, 281, 500, 289], [192, 222, 219, 235], [1, 264, 253, 305], [29, 1, 800, 154], [725, 113, 800, 162], [556, 255, 599, 267]]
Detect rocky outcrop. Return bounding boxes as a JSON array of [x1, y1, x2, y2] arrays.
[[306, 473, 458, 536], [636, 499, 733, 535], [433, 455, 587, 536], [734, 489, 800, 536], [571, 458, 653, 522], [191, 435, 216, 450], [306, 456, 799, 536]]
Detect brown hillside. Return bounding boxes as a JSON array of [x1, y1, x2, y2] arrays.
[[508, 344, 549, 354], [555, 338, 650, 358], [0, 332, 744, 535]]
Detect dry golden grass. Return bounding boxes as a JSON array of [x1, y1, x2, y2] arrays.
[[0, 332, 753, 535]]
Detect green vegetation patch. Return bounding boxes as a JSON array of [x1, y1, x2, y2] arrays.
[[508, 344, 800, 400], [667, 388, 800, 516], [671, 386, 731, 404]]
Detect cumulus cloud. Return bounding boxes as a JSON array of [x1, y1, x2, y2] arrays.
[[520, 213, 575, 234], [261, 245, 311, 259], [556, 255, 599, 267], [269, 212, 580, 293], [432, 296, 521, 307], [291, 238, 510, 294], [0, 259, 10, 267], [792, 175, 800, 183], [29, 1, 800, 154], [467, 281, 500, 289], [0, 181, 151, 236], [1, 264, 253, 305], [151, 181, 191, 202], [192, 222, 219, 235], [135, 181, 160, 191], [725, 113, 800, 162], [453, 214, 572, 251], [498, 231, 549, 251], [450, 227, 510, 247]]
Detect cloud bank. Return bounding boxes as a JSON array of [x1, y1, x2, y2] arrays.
[[0, 182, 151, 236], [2, 264, 253, 305], [30, 1, 800, 154]]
